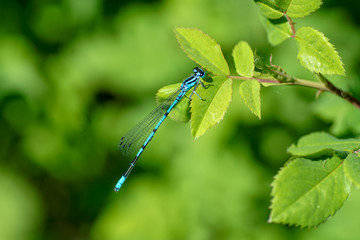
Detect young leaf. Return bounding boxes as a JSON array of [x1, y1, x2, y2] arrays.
[[287, 0, 322, 18], [175, 28, 230, 76], [270, 156, 351, 227], [261, 17, 292, 46], [253, 0, 286, 19], [288, 132, 360, 157], [232, 41, 254, 77], [191, 76, 232, 138], [295, 27, 345, 75], [156, 83, 190, 123], [239, 80, 261, 119], [344, 153, 360, 187]]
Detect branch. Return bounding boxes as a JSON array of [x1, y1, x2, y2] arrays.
[[229, 74, 360, 110], [229, 75, 328, 91], [230, 75, 280, 84], [316, 73, 360, 109], [284, 13, 296, 38]]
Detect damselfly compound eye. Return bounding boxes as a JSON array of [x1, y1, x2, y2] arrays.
[[193, 67, 205, 78]]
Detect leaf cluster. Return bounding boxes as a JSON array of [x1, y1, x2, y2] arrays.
[[157, 28, 261, 139], [270, 132, 360, 227], [156, 0, 360, 229]]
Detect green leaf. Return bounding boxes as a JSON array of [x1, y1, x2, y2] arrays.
[[270, 156, 351, 227], [239, 80, 261, 119], [344, 153, 360, 187], [295, 27, 345, 75], [191, 76, 232, 138], [287, 0, 322, 18], [232, 41, 254, 77], [156, 83, 190, 123], [254, 0, 322, 19], [274, 0, 292, 9], [175, 28, 230, 76], [253, 0, 287, 19], [262, 17, 292, 46], [288, 132, 360, 157]]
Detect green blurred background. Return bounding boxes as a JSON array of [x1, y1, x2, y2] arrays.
[[1, 0, 360, 239]]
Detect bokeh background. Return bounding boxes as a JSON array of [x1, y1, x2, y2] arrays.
[[1, 0, 360, 239]]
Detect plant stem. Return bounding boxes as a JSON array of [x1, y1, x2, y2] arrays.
[[284, 13, 296, 38], [230, 75, 279, 84], [293, 78, 328, 91], [229, 75, 327, 90], [229, 75, 360, 109], [316, 73, 360, 109]]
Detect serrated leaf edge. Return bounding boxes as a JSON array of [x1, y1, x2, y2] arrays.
[[232, 41, 254, 77], [287, 0, 323, 19], [191, 78, 232, 139], [256, 2, 284, 19], [239, 80, 261, 119], [269, 157, 350, 228], [288, 131, 360, 155], [296, 27, 345, 75], [175, 27, 230, 76]]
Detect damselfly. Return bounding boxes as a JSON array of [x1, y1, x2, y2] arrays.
[[115, 67, 206, 192]]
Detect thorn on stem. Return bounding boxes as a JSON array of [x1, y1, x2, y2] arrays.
[[316, 90, 323, 99]]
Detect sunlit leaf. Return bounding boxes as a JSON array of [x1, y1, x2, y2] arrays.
[[191, 76, 232, 138], [344, 153, 360, 187], [239, 80, 261, 119], [262, 17, 292, 46], [232, 41, 254, 77], [275, 0, 292, 9], [270, 156, 351, 227], [287, 132, 360, 157], [253, 0, 286, 19], [254, 0, 322, 19], [175, 28, 230, 76], [287, 0, 322, 18], [156, 83, 190, 123], [295, 27, 345, 75]]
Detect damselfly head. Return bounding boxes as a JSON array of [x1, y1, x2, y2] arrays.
[[193, 67, 205, 78]]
